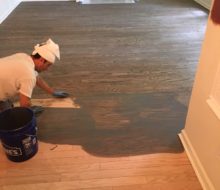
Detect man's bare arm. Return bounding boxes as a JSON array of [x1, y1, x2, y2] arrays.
[[19, 93, 31, 107], [36, 75, 54, 95]]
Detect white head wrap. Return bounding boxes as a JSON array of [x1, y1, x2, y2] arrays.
[[32, 38, 60, 64]]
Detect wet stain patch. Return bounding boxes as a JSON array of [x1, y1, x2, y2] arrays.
[[37, 92, 186, 157]]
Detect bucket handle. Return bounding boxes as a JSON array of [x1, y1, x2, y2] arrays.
[[5, 126, 38, 138], [23, 134, 37, 138], [23, 126, 38, 137]]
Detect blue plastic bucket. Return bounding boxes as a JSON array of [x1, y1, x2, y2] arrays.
[[0, 107, 38, 162]]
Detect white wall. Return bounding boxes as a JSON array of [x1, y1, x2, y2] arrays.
[[180, 11, 220, 190], [0, 0, 73, 24], [0, 0, 20, 24]]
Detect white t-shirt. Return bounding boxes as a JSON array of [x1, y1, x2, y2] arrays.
[[0, 53, 37, 101]]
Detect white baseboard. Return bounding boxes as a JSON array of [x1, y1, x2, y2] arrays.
[[0, 0, 21, 24], [178, 130, 215, 190], [194, 0, 211, 10]]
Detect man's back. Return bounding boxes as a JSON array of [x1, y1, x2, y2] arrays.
[[0, 53, 36, 100]]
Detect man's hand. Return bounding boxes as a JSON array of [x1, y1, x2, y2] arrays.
[[52, 91, 69, 98]]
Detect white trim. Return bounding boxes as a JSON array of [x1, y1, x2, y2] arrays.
[[0, 0, 21, 24], [194, 0, 211, 10], [207, 96, 220, 120], [178, 130, 215, 190]]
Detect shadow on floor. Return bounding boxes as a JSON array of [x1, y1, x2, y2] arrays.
[[37, 92, 186, 157]]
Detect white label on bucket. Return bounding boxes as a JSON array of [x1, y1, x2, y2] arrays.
[[33, 137, 37, 145], [22, 137, 32, 150], [2, 143, 22, 156]]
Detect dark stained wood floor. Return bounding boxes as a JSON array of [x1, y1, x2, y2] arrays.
[[0, 0, 208, 189]]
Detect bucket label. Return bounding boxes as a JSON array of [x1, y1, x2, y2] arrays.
[[22, 137, 32, 150], [22, 136, 37, 155], [32, 137, 37, 145], [2, 143, 22, 156]]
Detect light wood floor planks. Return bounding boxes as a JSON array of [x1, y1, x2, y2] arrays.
[[0, 143, 202, 190], [0, 0, 208, 189]]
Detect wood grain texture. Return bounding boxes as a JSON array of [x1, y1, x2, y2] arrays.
[[0, 145, 203, 190], [0, 0, 208, 189]]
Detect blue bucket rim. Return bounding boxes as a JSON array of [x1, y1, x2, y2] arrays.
[[0, 107, 35, 133]]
